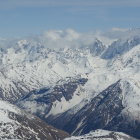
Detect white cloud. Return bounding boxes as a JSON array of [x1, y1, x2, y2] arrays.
[[1, 28, 140, 50], [43, 29, 80, 41], [37, 29, 114, 49]]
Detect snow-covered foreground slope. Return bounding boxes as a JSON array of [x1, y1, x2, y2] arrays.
[[65, 129, 138, 140], [0, 100, 69, 139]]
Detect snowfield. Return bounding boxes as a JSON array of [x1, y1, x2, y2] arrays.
[[65, 129, 138, 140]]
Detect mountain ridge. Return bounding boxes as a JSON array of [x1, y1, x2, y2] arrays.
[[0, 29, 140, 139]]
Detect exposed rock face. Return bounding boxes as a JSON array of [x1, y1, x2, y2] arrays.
[[10, 113, 69, 140], [17, 78, 88, 119], [104, 113, 140, 139], [45, 79, 140, 139], [46, 80, 124, 135], [0, 100, 69, 140]]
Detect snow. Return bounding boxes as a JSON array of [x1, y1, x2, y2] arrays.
[[7, 30, 137, 121], [119, 78, 140, 120], [19, 100, 48, 114], [0, 29, 139, 132], [65, 129, 133, 140], [0, 100, 20, 138], [0, 100, 20, 115], [48, 85, 86, 116]]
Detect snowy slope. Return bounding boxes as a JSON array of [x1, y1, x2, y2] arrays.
[[0, 100, 69, 139], [102, 35, 140, 59], [0, 47, 92, 102], [65, 129, 138, 140], [44, 78, 140, 138], [17, 77, 88, 118]]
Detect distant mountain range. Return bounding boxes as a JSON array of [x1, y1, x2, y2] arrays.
[[0, 28, 140, 139]]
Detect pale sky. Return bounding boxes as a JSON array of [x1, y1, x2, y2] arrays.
[[0, 0, 140, 37]]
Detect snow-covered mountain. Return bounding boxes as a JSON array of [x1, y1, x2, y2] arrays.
[[0, 47, 92, 102], [102, 35, 140, 59], [0, 29, 140, 139], [17, 77, 88, 117], [65, 129, 138, 140], [38, 79, 140, 138], [0, 100, 69, 139]]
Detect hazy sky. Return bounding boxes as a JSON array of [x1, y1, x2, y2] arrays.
[[0, 0, 140, 37]]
